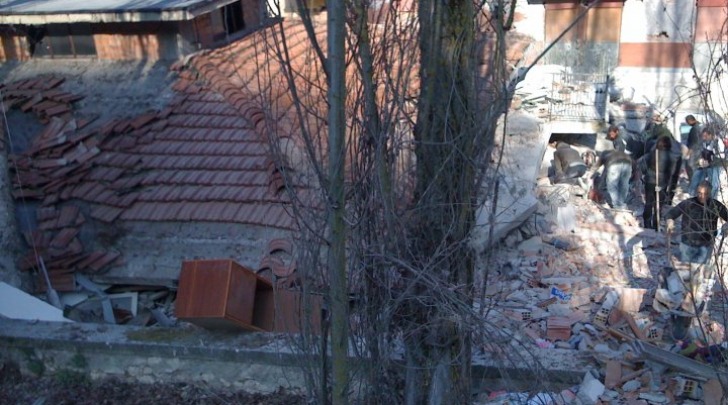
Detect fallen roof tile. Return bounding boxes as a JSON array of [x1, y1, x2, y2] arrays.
[[88, 250, 121, 273], [19, 93, 43, 112], [35, 272, 75, 294], [130, 112, 158, 129], [36, 206, 58, 222], [32, 158, 67, 169], [76, 251, 106, 270], [50, 228, 80, 249], [43, 103, 71, 117], [56, 205, 80, 228], [12, 188, 44, 199]]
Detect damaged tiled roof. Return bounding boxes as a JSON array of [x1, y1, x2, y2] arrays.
[[2, 69, 299, 290], [5, 76, 296, 229]]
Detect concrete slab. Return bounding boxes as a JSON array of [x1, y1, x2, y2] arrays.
[[472, 111, 547, 251], [0, 282, 72, 322]]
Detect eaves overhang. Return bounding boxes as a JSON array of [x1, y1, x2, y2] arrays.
[[0, 0, 239, 25]]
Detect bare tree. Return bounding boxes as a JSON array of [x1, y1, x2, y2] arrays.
[[255, 0, 546, 403]]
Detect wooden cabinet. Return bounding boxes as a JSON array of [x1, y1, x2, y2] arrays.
[[176, 259, 274, 331], [175, 259, 322, 333]]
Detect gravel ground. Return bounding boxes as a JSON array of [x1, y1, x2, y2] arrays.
[[0, 362, 307, 405]]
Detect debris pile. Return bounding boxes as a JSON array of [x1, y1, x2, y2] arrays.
[[478, 180, 728, 403]]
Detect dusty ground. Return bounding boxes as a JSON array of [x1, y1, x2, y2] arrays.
[[0, 361, 306, 405]]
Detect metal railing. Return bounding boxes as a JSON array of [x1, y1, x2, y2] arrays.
[[548, 72, 608, 122]]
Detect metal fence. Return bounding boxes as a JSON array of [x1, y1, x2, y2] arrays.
[[548, 72, 608, 122]]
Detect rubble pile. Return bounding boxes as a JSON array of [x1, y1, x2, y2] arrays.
[[478, 180, 728, 404]]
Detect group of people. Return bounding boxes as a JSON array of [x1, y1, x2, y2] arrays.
[[551, 113, 728, 268]]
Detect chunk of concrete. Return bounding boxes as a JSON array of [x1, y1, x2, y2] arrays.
[[556, 205, 577, 232], [638, 392, 667, 403], [622, 379, 641, 392], [577, 371, 605, 404]]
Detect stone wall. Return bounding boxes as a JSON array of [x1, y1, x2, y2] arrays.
[[0, 319, 310, 394]]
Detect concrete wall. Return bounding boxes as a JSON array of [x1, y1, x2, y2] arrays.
[[611, 0, 696, 111], [0, 319, 310, 394], [519, 0, 728, 116], [0, 33, 29, 61], [538, 3, 622, 74], [0, 319, 589, 394], [93, 22, 182, 61]]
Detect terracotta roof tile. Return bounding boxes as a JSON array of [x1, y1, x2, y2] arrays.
[[86, 166, 125, 182], [50, 228, 80, 248], [113, 202, 144, 220], [56, 205, 80, 228], [268, 238, 294, 255], [42, 193, 60, 206], [130, 112, 157, 129], [23, 230, 50, 250], [110, 175, 143, 190], [87, 250, 121, 273], [35, 272, 75, 293], [95, 188, 118, 205], [220, 204, 241, 221], [272, 208, 294, 229], [115, 192, 140, 208], [37, 218, 58, 231], [178, 186, 197, 200], [175, 202, 197, 221], [76, 251, 106, 271], [44, 103, 71, 117], [36, 206, 58, 222], [90, 205, 124, 223]]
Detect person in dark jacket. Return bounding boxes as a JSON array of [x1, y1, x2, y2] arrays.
[[688, 127, 721, 198], [643, 113, 674, 152], [592, 149, 633, 209], [552, 142, 587, 184], [641, 136, 676, 230], [666, 181, 728, 264], [606, 124, 643, 158], [684, 114, 703, 181], [642, 115, 682, 205]]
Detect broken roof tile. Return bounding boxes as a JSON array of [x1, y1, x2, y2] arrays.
[[35, 272, 75, 294], [50, 228, 80, 249], [130, 112, 158, 129], [36, 206, 58, 222], [87, 250, 121, 273], [56, 205, 80, 228]]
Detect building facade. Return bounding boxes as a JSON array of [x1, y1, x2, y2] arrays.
[[0, 0, 266, 61]]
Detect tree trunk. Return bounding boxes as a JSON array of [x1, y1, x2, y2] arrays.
[[327, 0, 349, 403], [408, 0, 477, 403]]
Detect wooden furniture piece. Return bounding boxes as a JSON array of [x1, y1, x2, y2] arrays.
[[176, 259, 274, 331], [176, 259, 323, 333]]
